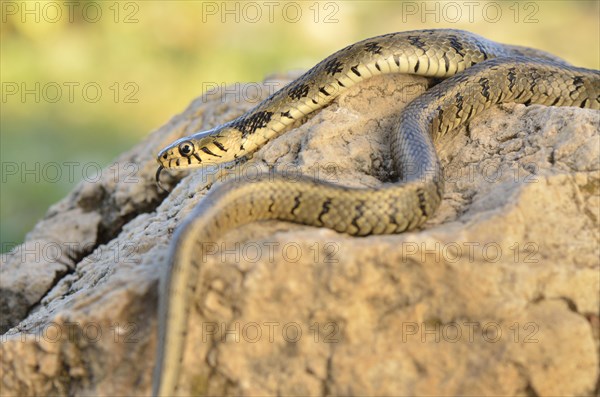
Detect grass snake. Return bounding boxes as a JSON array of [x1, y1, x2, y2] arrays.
[[152, 29, 599, 396]]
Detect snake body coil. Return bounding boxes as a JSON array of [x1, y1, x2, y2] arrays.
[[153, 29, 599, 395]]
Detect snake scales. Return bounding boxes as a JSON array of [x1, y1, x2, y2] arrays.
[[152, 29, 599, 395]]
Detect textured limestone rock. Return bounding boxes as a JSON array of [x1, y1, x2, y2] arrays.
[[1, 70, 598, 397]]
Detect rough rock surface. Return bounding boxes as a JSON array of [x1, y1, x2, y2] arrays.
[[1, 70, 599, 397]]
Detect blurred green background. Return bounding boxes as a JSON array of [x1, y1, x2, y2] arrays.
[[1, 0, 599, 252]]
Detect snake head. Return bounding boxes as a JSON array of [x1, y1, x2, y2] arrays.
[[156, 126, 243, 171]]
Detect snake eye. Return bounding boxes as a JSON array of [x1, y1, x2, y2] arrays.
[[178, 141, 194, 157]]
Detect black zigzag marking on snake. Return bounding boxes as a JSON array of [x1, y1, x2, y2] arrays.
[[351, 200, 366, 231], [288, 84, 310, 100], [318, 198, 332, 224], [233, 111, 274, 138], [507, 67, 517, 92], [448, 35, 466, 57], [364, 42, 383, 54], [323, 58, 344, 76], [407, 35, 426, 50]]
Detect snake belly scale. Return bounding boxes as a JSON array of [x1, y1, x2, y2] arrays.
[[153, 29, 599, 395]]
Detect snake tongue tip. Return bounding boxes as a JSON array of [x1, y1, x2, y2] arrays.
[[156, 165, 169, 193]]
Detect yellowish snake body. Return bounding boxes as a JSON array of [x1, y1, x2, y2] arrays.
[[153, 29, 599, 395]]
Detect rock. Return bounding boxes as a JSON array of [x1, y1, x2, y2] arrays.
[[1, 70, 598, 397]]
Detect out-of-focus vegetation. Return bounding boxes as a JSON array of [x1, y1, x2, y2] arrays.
[[1, 1, 598, 251]]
